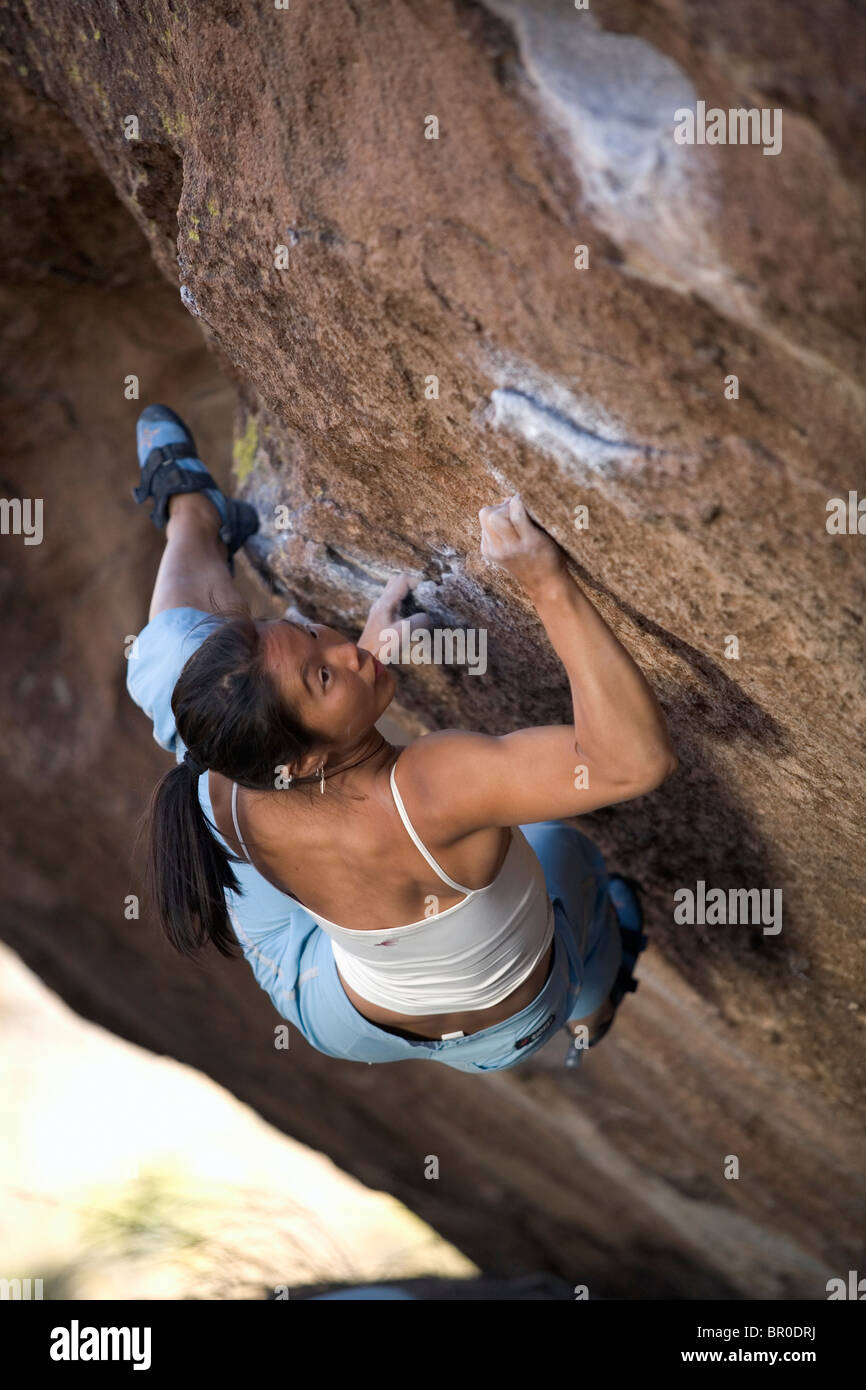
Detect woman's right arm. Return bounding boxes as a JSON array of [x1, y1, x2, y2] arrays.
[[397, 494, 677, 836]]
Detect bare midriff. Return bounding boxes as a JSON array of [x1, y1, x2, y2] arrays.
[[335, 939, 555, 1041]]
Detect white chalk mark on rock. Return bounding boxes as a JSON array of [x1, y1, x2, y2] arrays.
[[179, 283, 201, 317], [478, 349, 656, 479]]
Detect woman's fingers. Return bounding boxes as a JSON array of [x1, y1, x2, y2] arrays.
[[480, 494, 519, 532], [371, 573, 412, 622], [381, 573, 410, 602], [406, 610, 433, 633], [479, 493, 519, 519], [508, 493, 529, 528], [479, 493, 526, 553]]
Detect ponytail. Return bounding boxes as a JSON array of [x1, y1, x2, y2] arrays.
[[144, 760, 242, 958]]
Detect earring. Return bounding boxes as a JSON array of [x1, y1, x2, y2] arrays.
[[319, 764, 326, 795]]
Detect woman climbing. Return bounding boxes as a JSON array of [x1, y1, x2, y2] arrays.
[[127, 404, 677, 1072]]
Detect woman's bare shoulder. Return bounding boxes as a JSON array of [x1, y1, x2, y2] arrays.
[[386, 730, 496, 839]]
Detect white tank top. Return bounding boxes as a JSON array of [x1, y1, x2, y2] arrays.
[[230, 755, 554, 1017]]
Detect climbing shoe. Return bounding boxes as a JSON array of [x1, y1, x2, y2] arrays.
[[132, 403, 259, 572]]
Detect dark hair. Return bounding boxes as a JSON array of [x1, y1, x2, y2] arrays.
[[143, 610, 315, 959]]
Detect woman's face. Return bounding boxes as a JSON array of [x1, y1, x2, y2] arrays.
[[258, 617, 396, 755]]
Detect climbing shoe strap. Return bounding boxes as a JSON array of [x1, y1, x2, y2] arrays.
[[132, 441, 217, 505]]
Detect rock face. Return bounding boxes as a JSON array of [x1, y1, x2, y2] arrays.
[[1, 2, 864, 1297]]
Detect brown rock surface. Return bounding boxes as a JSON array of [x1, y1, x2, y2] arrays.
[[0, 2, 863, 1296]]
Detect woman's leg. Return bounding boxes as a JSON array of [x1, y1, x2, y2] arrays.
[[128, 491, 241, 755], [568, 995, 615, 1037], [148, 491, 245, 622], [520, 819, 621, 1040]]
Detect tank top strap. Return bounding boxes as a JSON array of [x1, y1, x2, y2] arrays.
[[389, 756, 474, 895], [231, 782, 254, 865]]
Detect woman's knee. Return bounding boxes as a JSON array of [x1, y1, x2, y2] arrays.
[[522, 820, 606, 873], [126, 606, 222, 752], [519, 819, 570, 854]]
